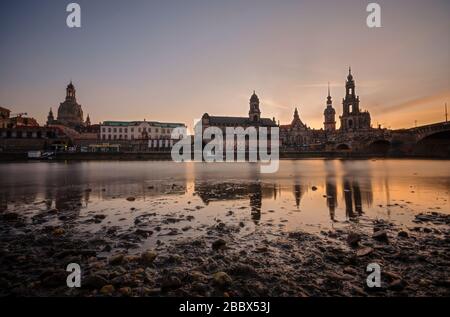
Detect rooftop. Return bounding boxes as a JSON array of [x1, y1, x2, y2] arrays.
[[204, 115, 277, 127], [102, 121, 185, 128], [0, 106, 11, 113]]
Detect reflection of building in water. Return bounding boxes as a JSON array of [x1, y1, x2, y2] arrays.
[[353, 181, 362, 215], [39, 167, 86, 221], [0, 187, 38, 207], [194, 181, 276, 225], [339, 160, 374, 219], [343, 179, 355, 218], [98, 182, 187, 200], [360, 179, 373, 208], [84, 188, 91, 206], [0, 192, 7, 212], [342, 178, 373, 219], [324, 160, 338, 220], [248, 183, 262, 224], [54, 187, 84, 220], [325, 177, 337, 221], [293, 184, 305, 209]]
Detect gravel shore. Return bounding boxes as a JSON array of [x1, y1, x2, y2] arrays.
[[1, 202, 449, 297]]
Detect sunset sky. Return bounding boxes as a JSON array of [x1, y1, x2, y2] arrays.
[[0, 0, 449, 130]]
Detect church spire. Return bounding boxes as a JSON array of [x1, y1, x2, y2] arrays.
[[347, 66, 353, 81], [324, 82, 336, 132], [327, 82, 332, 105], [47, 107, 54, 126]]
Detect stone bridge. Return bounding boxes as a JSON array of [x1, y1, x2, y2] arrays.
[[331, 121, 450, 157]]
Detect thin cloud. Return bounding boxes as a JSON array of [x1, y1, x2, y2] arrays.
[[377, 91, 450, 114]]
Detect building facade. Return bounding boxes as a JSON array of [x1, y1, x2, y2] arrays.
[[0, 107, 11, 128], [0, 126, 70, 152], [8, 115, 39, 128], [201, 92, 277, 131], [199, 92, 278, 153], [280, 108, 312, 148], [100, 120, 185, 141]]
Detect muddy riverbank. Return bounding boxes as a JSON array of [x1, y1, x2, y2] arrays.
[[0, 160, 448, 297], [0, 204, 449, 296]]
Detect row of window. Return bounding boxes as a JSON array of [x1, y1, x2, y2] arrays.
[[101, 134, 175, 140], [0, 131, 57, 138], [101, 127, 172, 134]]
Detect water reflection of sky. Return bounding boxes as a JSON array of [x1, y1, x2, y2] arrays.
[[0, 160, 448, 235]]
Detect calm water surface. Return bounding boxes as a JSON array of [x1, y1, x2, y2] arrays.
[[0, 160, 449, 246]]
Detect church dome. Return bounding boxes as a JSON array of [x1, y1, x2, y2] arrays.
[[56, 81, 84, 127], [58, 101, 83, 121]]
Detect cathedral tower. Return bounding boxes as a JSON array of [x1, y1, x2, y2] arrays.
[[342, 67, 360, 115], [340, 68, 371, 131], [249, 91, 261, 122]]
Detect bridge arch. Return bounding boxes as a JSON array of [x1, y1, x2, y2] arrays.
[[336, 143, 351, 151], [414, 130, 450, 157], [412, 122, 450, 142]]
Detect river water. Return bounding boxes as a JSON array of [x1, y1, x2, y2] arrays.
[[0, 159, 448, 248]]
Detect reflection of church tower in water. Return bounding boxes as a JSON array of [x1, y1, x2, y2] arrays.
[[324, 160, 338, 220], [340, 160, 374, 220], [353, 181, 363, 215], [326, 177, 337, 221], [293, 184, 305, 209], [249, 183, 262, 224], [343, 178, 364, 219], [343, 179, 354, 219]]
